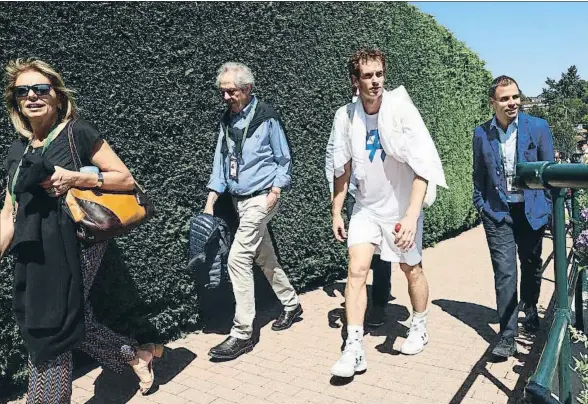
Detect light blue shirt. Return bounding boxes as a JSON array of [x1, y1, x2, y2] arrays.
[[207, 96, 292, 195], [491, 115, 523, 203], [491, 115, 519, 148]]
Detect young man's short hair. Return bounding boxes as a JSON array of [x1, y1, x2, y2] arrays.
[[489, 75, 520, 99], [347, 48, 386, 79]]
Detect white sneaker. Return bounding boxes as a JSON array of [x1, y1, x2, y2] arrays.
[[400, 314, 428, 355], [330, 341, 367, 377]]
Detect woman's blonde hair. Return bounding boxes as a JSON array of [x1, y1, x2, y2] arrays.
[[3, 58, 78, 139]]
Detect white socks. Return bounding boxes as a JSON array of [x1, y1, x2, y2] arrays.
[[332, 325, 368, 377], [413, 309, 428, 321], [347, 325, 364, 346]]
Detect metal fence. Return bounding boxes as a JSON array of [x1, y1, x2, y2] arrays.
[[514, 162, 588, 404]]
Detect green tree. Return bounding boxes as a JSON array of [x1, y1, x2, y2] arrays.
[[582, 80, 588, 104], [568, 98, 588, 125], [520, 91, 529, 102], [527, 105, 547, 119], [542, 65, 586, 103], [539, 65, 588, 153], [548, 101, 577, 154]]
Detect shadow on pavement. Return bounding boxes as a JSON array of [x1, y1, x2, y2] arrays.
[[433, 298, 553, 404], [198, 267, 288, 347], [329, 368, 368, 387], [434, 299, 498, 344], [323, 281, 410, 377], [79, 346, 196, 403]]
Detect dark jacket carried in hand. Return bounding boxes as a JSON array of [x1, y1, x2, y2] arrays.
[[10, 150, 85, 365], [187, 213, 231, 289]]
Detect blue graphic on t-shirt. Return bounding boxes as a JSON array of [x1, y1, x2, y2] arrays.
[[366, 129, 386, 162]]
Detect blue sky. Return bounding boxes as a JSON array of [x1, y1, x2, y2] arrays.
[[412, 2, 588, 97]]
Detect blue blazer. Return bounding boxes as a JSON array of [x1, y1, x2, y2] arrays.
[[472, 112, 555, 230]]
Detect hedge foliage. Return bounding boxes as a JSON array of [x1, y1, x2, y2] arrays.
[[0, 2, 491, 393]]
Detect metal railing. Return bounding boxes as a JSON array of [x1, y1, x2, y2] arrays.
[[514, 162, 588, 404]]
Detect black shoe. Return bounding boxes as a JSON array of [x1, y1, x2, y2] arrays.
[[366, 305, 386, 328], [208, 336, 253, 360], [491, 336, 517, 358], [272, 304, 303, 331], [522, 304, 540, 333]]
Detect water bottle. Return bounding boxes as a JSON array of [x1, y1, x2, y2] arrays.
[[393, 223, 422, 266]]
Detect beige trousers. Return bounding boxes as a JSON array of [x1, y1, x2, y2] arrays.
[[229, 194, 299, 340]]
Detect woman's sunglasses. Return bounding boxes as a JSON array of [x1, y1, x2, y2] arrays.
[[14, 84, 53, 98]]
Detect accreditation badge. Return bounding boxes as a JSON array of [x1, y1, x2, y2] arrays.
[[229, 154, 239, 180], [506, 172, 519, 192]]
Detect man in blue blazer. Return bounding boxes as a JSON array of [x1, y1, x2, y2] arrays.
[[472, 75, 554, 358]]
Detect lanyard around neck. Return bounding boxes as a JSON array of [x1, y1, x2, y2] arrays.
[[10, 120, 68, 217], [224, 98, 258, 157]]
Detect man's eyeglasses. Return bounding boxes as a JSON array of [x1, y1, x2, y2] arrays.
[[220, 88, 239, 97], [14, 84, 53, 98]]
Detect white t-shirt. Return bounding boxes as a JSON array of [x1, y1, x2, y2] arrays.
[[354, 112, 416, 221]]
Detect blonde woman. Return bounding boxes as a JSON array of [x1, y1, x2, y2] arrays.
[[0, 59, 161, 402]]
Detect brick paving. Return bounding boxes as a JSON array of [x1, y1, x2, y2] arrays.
[[8, 224, 559, 404]]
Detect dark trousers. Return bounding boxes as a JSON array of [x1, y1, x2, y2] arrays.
[[565, 198, 572, 221], [481, 203, 546, 338], [346, 196, 392, 308]]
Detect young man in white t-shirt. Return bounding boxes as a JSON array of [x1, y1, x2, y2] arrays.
[[330, 49, 431, 378], [325, 85, 393, 328]]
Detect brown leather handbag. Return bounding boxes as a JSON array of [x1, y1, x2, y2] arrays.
[[63, 120, 154, 244]]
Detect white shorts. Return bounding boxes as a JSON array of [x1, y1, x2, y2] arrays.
[[347, 209, 424, 263]]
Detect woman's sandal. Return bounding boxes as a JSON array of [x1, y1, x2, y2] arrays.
[[139, 343, 165, 359], [132, 343, 164, 395]]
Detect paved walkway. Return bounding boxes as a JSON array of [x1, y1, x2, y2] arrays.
[[9, 225, 557, 404]]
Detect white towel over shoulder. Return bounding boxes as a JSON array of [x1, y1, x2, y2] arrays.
[[332, 85, 448, 207]]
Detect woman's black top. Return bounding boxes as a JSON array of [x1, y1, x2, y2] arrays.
[[3, 119, 101, 365]]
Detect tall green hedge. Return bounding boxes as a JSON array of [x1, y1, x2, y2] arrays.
[[0, 2, 491, 393]]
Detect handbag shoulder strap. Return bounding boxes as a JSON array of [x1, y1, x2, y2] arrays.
[[66, 119, 82, 171]]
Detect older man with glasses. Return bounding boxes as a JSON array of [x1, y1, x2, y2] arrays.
[[204, 62, 302, 360]]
